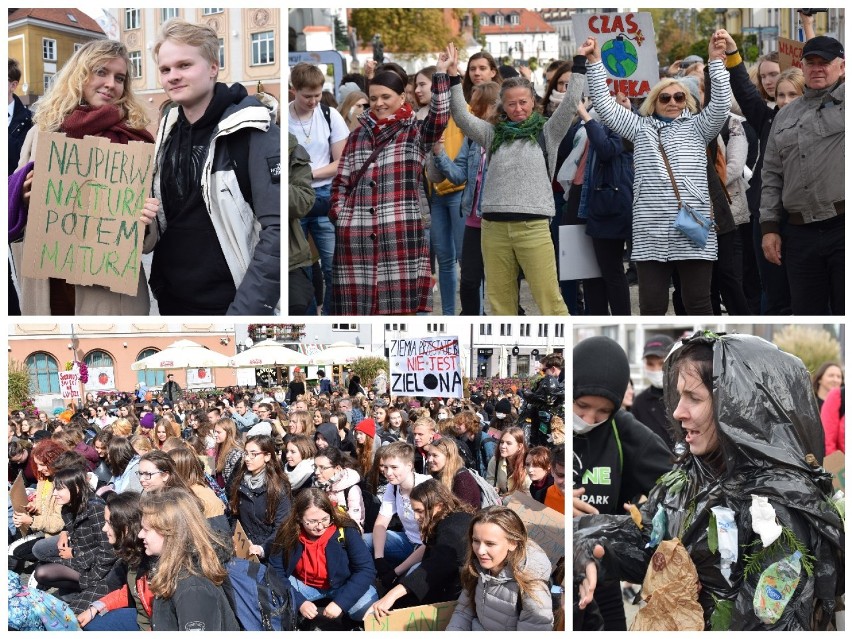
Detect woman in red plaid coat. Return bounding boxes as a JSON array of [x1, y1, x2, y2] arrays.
[[330, 46, 454, 315]]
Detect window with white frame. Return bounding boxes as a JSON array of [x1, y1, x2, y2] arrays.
[[125, 9, 141, 30], [42, 38, 57, 61], [494, 14, 504, 26], [500, 41, 508, 54], [26, 352, 60, 394], [218, 38, 225, 69], [332, 324, 358, 331], [43, 74, 55, 91], [555, 324, 565, 338], [509, 13, 520, 25], [479, 324, 492, 336], [161, 8, 180, 22], [500, 324, 512, 337], [128, 51, 142, 78], [251, 31, 275, 65], [538, 324, 549, 338], [203, 8, 223, 15], [520, 323, 530, 337]]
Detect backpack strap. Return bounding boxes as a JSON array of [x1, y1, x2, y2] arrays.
[[320, 102, 333, 162]]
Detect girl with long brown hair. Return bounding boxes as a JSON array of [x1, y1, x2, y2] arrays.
[[446, 506, 552, 630], [139, 488, 238, 630], [229, 434, 292, 561], [212, 417, 243, 492], [486, 426, 530, 496], [268, 488, 378, 623], [424, 436, 481, 509], [369, 479, 473, 618]]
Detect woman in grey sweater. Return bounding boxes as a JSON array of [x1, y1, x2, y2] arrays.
[[447, 44, 585, 315]]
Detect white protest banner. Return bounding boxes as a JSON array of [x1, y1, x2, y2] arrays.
[[559, 225, 602, 281], [388, 337, 463, 399], [573, 11, 659, 98], [187, 367, 214, 387], [59, 368, 81, 401], [86, 366, 115, 391], [21, 133, 154, 295]]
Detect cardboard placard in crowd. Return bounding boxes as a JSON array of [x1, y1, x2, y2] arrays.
[[506, 491, 565, 565], [572, 11, 659, 98], [21, 132, 154, 296], [365, 600, 457, 631], [232, 521, 258, 561], [10, 473, 30, 535], [823, 450, 845, 491], [558, 225, 602, 281], [778, 37, 805, 70]]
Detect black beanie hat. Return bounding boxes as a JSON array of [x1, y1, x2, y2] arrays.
[[573, 336, 630, 409], [495, 398, 512, 415]]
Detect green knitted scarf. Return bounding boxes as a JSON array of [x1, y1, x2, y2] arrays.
[[490, 111, 547, 155]]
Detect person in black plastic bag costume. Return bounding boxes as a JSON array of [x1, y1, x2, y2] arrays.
[[574, 331, 844, 630]]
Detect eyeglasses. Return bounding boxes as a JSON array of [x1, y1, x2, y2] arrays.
[[658, 92, 686, 105], [314, 464, 333, 473], [302, 516, 331, 528], [137, 470, 164, 480], [244, 451, 267, 459]]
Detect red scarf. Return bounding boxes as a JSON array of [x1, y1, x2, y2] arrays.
[[295, 524, 337, 589], [367, 102, 413, 136], [61, 105, 154, 145]]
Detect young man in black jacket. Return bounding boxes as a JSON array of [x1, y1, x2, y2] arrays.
[[150, 19, 280, 315], [631, 334, 676, 450], [573, 335, 672, 631]]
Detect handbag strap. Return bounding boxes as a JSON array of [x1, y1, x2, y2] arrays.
[[657, 127, 683, 207]]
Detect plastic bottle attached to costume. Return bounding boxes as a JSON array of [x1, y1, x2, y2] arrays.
[[752, 550, 802, 624]]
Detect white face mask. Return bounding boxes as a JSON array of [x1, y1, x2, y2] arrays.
[[645, 369, 664, 389], [495, 412, 507, 420], [573, 412, 609, 435], [437, 412, 448, 420]]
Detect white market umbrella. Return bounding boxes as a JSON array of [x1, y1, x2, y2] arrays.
[[310, 341, 374, 365], [130, 339, 232, 371], [231, 339, 312, 368]]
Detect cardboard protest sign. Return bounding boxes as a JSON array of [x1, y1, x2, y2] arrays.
[[823, 450, 844, 491], [506, 491, 565, 566], [559, 225, 602, 280], [778, 37, 805, 70], [365, 600, 457, 631], [232, 521, 260, 561], [21, 132, 154, 295], [573, 11, 658, 98], [59, 368, 81, 401], [388, 337, 463, 399], [10, 473, 30, 535]]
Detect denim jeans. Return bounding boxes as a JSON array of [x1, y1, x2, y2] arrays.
[[430, 190, 465, 315], [288, 575, 379, 621], [362, 530, 416, 568], [300, 184, 335, 314], [84, 608, 139, 631]]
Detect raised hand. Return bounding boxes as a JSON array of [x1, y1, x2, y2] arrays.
[[577, 37, 601, 63], [715, 29, 737, 54], [709, 30, 728, 61]]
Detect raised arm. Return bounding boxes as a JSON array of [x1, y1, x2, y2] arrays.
[[579, 37, 643, 141], [692, 31, 732, 143], [418, 43, 453, 147], [542, 56, 587, 178]]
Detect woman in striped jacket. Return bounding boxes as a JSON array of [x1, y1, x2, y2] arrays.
[[579, 33, 731, 315]]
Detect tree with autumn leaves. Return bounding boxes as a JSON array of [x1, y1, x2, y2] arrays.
[[349, 9, 466, 58]]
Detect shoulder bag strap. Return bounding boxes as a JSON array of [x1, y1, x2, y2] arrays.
[[656, 127, 683, 208]]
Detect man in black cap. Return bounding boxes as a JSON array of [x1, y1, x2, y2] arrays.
[[631, 334, 676, 450], [760, 34, 844, 315], [572, 335, 671, 630]]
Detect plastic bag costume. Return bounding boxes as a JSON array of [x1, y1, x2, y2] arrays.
[[574, 332, 844, 630]]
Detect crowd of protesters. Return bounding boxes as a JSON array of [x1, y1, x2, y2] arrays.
[[9, 353, 565, 631], [289, 12, 843, 316]]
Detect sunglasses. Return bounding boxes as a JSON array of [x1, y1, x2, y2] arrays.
[[658, 92, 686, 105]]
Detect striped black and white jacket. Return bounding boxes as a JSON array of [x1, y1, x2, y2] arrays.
[[587, 59, 731, 262]]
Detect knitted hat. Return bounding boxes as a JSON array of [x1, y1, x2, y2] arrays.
[[355, 418, 376, 439], [140, 413, 156, 429], [495, 398, 512, 417], [573, 336, 630, 409]]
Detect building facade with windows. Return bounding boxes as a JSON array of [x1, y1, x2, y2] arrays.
[[109, 8, 280, 126], [476, 9, 559, 66], [8, 9, 105, 105], [10, 322, 238, 412]]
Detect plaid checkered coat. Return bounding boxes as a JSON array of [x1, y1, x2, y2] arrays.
[[330, 73, 449, 315]]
